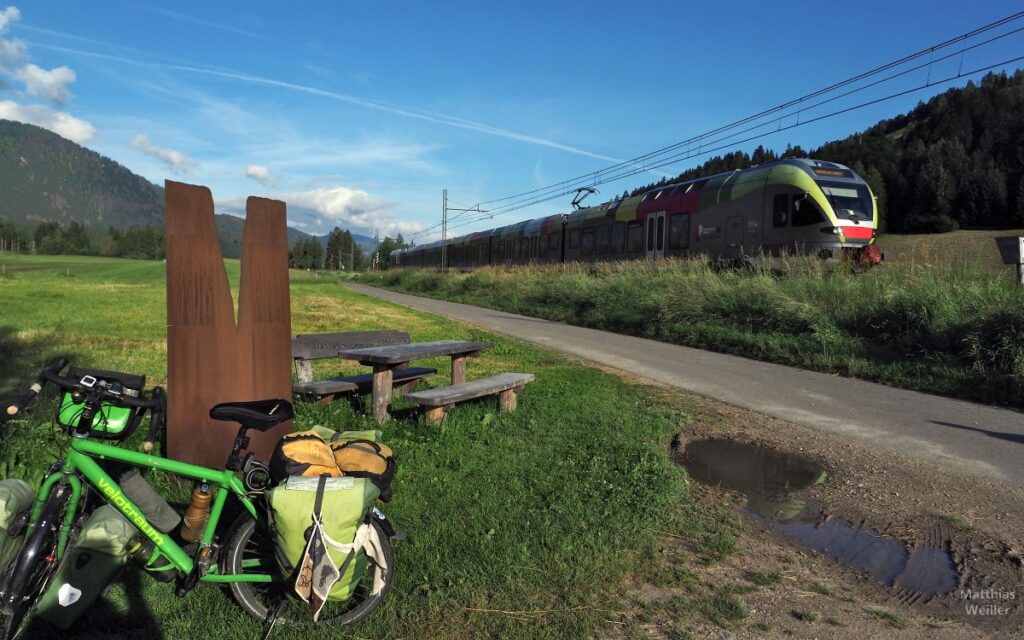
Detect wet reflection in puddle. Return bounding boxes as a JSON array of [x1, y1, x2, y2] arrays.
[[677, 438, 824, 520], [678, 438, 959, 596]]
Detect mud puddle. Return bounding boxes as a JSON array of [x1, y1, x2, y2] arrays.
[[677, 438, 958, 596]]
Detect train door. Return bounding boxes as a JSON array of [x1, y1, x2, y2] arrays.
[[763, 186, 790, 256], [725, 216, 743, 255], [645, 212, 666, 259]]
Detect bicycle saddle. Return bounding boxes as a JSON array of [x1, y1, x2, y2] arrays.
[[209, 399, 293, 431]]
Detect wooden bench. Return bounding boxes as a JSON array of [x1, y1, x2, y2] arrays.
[[404, 373, 535, 424], [292, 331, 436, 405]]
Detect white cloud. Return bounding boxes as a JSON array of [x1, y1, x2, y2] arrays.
[[0, 7, 93, 144], [130, 133, 196, 174], [217, 185, 423, 237], [0, 6, 26, 69], [245, 164, 275, 186], [0, 6, 18, 31], [0, 99, 94, 142], [15, 63, 75, 103]]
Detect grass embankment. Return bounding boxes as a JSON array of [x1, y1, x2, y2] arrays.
[[0, 254, 742, 639], [360, 251, 1024, 409]]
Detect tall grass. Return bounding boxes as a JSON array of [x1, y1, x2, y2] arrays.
[[364, 257, 1024, 408]]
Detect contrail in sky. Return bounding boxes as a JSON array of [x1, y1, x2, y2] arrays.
[[30, 41, 630, 165]]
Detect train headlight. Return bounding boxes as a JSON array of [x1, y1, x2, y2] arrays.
[[819, 226, 841, 235]]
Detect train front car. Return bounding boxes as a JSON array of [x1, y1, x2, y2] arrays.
[[762, 158, 879, 262]]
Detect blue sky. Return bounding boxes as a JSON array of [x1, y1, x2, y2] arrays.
[[1, 1, 1022, 241]]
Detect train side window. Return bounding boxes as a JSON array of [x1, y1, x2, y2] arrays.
[[611, 222, 625, 253], [595, 224, 609, 253], [656, 216, 665, 251], [792, 196, 825, 227], [669, 214, 689, 249], [773, 194, 789, 227], [548, 231, 560, 250], [569, 229, 581, 249], [627, 221, 643, 252], [581, 228, 594, 255]]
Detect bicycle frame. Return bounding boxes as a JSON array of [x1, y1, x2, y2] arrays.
[[33, 436, 271, 584]]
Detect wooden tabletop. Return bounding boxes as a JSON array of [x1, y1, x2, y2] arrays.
[[338, 340, 492, 365]]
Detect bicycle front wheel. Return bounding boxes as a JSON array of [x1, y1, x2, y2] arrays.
[[220, 512, 394, 627], [0, 486, 70, 640]]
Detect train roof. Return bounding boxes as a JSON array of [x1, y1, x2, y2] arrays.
[[524, 213, 566, 234]]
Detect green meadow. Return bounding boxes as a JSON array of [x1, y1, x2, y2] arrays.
[[363, 247, 1024, 409], [0, 254, 742, 639]]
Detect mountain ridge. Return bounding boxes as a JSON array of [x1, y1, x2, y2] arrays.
[[0, 119, 377, 253]]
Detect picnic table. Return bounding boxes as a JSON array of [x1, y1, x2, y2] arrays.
[[338, 340, 492, 423]]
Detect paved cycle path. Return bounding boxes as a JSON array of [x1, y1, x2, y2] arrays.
[[347, 283, 1024, 487]]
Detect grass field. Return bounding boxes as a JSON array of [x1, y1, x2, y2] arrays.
[[360, 233, 1024, 409], [0, 254, 743, 639], [879, 228, 1024, 271]]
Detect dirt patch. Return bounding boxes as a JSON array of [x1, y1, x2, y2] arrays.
[[627, 391, 1024, 639]]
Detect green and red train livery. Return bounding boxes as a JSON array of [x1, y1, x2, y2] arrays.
[[394, 158, 880, 269]]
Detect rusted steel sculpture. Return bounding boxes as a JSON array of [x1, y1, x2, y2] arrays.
[[165, 181, 292, 467]]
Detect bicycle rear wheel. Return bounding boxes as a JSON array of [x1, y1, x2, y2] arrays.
[[0, 486, 69, 640], [221, 512, 393, 627]]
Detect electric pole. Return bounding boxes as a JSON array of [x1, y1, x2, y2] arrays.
[[372, 228, 380, 270], [441, 189, 447, 273], [441, 189, 489, 274]]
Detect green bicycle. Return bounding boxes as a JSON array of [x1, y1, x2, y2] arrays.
[[0, 359, 396, 639]]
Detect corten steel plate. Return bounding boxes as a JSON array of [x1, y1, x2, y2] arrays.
[[165, 181, 293, 468]]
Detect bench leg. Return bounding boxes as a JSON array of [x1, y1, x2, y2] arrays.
[[393, 379, 419, 399], [498, 387, 519, 413], [424, 405, 449, 425], [316, 394, 335, 408], [451, 356, 467, 385], [372, 365, 394, 423]]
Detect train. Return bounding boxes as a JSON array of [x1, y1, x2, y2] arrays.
[[391, 158, 880, 269]]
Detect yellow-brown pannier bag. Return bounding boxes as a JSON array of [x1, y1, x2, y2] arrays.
[[269, 430, 340, 483], [330, 439, 395, 502]]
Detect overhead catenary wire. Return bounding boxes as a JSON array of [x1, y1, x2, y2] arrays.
[[418, 52, 1024, 240], [410, 12, 1024, 241]]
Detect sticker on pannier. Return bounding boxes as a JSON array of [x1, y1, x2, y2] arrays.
[[269, 430, 341, 483]]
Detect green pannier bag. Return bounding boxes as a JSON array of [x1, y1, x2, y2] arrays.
[[268, 476, 379, 602], [36, 505, 135, 629], [0, 479, 34, 570], [56, 367, 147, 440]]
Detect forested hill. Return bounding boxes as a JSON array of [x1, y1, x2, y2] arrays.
[[629, 70, 1024, 232], [0, 119, 379, 260], [0, 120, 163, 228]]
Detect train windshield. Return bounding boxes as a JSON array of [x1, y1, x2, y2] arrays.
[[817, 181, 873, 222]]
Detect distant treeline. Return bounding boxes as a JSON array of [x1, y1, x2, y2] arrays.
[[0, 219, 407, 270], [629, 70, 1024, 233], [0, 217, 165, 259], [291, 228, 409, 270]]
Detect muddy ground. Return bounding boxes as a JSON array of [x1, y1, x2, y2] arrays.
[[620, 388, 1024, 639]]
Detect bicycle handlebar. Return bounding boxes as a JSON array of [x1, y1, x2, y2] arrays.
[[5, 358, 68, 416], [6, 357, 164, 416]]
